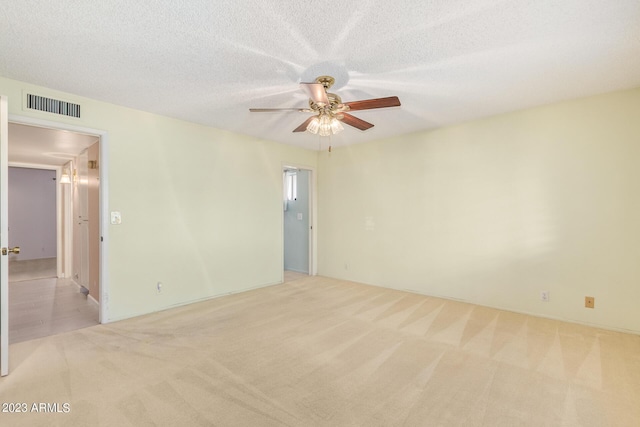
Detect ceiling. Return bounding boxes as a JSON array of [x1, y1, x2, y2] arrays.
[[1, 1, 639, 150], [8, 123, 98, 166]]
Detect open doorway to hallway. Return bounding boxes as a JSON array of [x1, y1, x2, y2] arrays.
[[7, 123, 100, 343]]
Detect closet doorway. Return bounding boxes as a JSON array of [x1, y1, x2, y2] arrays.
[[283, 165, 316, 281]]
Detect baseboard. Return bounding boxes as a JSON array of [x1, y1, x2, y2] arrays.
[[88, 294, 99, 307], [104, 279, 285, 324], [395, 285, 640, 336]]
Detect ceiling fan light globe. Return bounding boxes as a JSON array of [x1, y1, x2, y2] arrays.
[[319, 114, 331, 126], [319, 125, 331, 137], [306, 117, 320, 134], [330, 118, 344, 134]]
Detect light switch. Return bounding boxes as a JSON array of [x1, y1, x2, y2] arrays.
[[297, 213, 303, 220], [110, 211, 122, 225]]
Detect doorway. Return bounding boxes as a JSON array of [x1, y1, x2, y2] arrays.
[[7, 122, 102, 343], [283, 166, 315, 281]]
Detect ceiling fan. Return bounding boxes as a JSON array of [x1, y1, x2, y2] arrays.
[[249, 76, 401, 136]]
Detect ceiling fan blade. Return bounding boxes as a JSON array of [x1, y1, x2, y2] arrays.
[[293, 116, 316, 133], [249, 108, 312, 113], [299, 83, 329, 105], [340, 113, 374, 131], [344, 96, 401, 111]]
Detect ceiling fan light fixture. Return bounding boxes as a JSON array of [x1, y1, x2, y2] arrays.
[[307, 113, 343, 136]]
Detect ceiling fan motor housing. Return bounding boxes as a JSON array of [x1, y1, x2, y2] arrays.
[[309, 92, 345, 113], [315, 75, 335, 90]]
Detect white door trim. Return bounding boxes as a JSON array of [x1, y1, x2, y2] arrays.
[[8, 114, 110, 324]]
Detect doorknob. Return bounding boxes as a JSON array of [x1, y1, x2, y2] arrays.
[[1, 247, 20, 255]]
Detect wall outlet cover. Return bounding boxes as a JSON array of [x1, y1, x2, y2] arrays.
[[585, 296, 595, 308]]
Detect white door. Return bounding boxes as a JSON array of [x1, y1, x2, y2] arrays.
[[77, 149, 89, 288], [1, 95, 9, 376], [283, 169, 311, 274]]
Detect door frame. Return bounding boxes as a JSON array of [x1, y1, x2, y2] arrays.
[[1, 95, 8, 376], [8, 114, 110, 324], [282, 163, 317, 277]]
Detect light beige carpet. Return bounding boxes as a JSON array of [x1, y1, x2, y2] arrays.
[[0, 276, 639, 426]]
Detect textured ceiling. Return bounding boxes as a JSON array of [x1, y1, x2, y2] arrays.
[[1, 0, 640, 150]]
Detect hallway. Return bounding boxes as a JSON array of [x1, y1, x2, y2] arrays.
[[8, 259, 98, 344]]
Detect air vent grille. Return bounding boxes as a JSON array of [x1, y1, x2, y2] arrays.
[[26, 94, 81, 118]]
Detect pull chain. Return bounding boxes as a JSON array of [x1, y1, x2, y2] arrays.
[[317, 135, 332, 154]]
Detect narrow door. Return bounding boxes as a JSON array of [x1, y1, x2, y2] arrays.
[[1, 95, 9, 376], [283, 169, 310, 274], [73, 149, 89, 289]]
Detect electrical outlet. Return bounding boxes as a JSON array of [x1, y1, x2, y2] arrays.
[[585, 296, 595, 308], [156, 282, 163, 294], [540, 291, 549, 302]]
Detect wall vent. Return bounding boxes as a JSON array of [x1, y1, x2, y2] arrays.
[[26, 93, 81, 118]]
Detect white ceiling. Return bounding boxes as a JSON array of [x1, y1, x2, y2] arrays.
[[8, 123, 98, 166], [1, 1, 639, 150]]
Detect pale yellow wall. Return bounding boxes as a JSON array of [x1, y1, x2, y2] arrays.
[[318, 87, 640, 333], [0, 76, 317, 321]]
